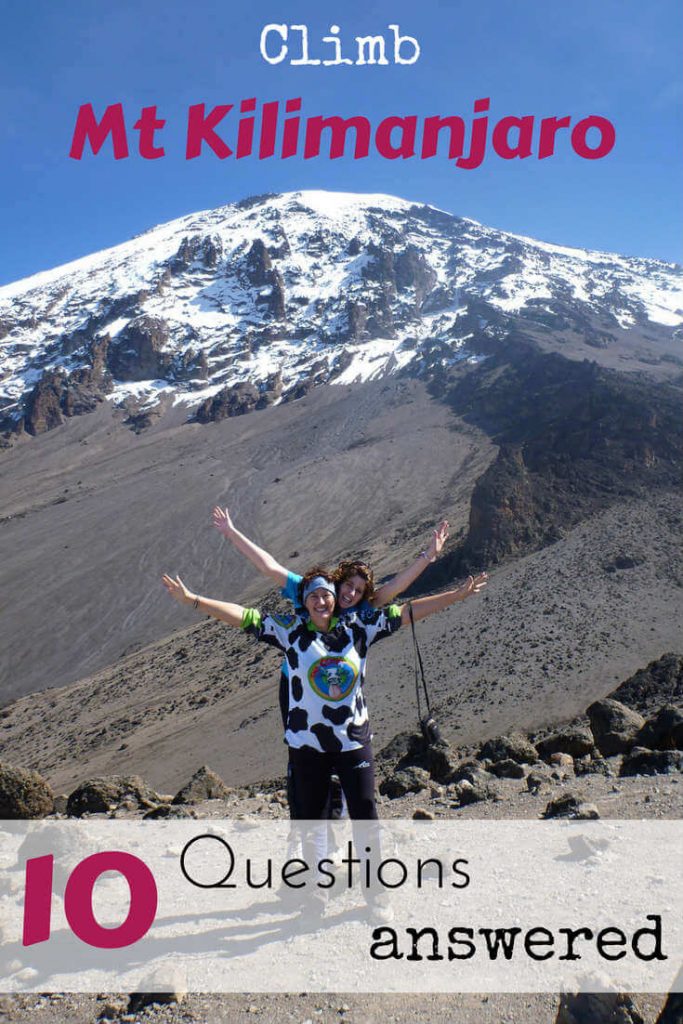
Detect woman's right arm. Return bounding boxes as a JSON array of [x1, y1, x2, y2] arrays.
[[212, 506, 290, 587], [162, 574, 246, 628]]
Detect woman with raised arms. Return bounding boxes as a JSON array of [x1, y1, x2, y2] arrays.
[[161, 565, 488, 823], [211, 505, 450, 616]]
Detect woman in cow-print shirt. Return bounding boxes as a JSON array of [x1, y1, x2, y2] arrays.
[[162, 566, 487, 819]]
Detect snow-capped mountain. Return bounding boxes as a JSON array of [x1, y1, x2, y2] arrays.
[[1, 190, 681, 437]]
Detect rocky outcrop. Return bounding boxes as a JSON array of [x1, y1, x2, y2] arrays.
[[143, 804, 197, 819], [555, 992, 645, 1024], [379, 766, 431, 798], [586, 699, 645, 757], [437, 346, 683, 569], [195, 381, 260, 422], [636, 705, 683, 750], [488, 758, 525, 779], [23, 334, 114, 435], [537, 726, 595, 759], [542, 793, 599, 819], [107, 315, 171, 381], [172, 765, 232, 804], [425, 741, 461, 783], [610, 653, 683, 716], [478, 732, 538, 764], [620, 747, 683, 776], [267, 268, 286, 318], [0, 763, 54, 818], [244, 239, 273, 286], [242, 239, 286, 318], [394, 246, 437, 306], [67, 775, 161, 816], [169, 233, 223, 272], [23, 370, 65, 435], [345, 300, 368, 341], [466, 446, 537, 566]]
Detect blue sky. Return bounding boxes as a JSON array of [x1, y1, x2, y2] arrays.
[[0, 0, 680, 286]]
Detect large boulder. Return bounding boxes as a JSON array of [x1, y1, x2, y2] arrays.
[[0, 763, 54, 819], [172, 765, 232, 805], [574, 757, 614, 778], [586, 699, 645, 756], [379, 767, 431, 799], [542, 793, 599, 819], [620, 747, 683, 777], [454, 777, 497, 806], [143, 804, 197, 820], [488, 758, 525, 779], [377, 731, 426, 764], [636, 706, 683, 751], [425, 742, 460, 783], [556, 992, 645, 1024], [537, 726, 595, 759], [67, 775, 161, 816], [478, 733, 538, 764], [451, 762, 498, 803], [451, 761, 494, 787]]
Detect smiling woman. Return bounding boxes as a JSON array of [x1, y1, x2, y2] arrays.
[[211, 504, 450, 615], [161, 563, 487, 826]]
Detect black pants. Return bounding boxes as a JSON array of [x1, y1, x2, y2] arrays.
[[288, 742, 378, 820]]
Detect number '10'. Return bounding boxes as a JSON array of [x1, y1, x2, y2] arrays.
[[23, 852, 158, 949]]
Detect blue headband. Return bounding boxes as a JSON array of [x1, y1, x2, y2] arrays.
[[302, 576, 337, 602]]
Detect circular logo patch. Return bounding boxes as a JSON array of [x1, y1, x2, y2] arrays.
[[308, 657, 357, 702]]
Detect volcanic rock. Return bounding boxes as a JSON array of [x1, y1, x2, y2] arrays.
[[488, 758, 526, 779], [540, 794, 598, 819], [555, 991, 645, 1024], [379, 767, 431, 799], [67, 775, 161, 816], [537, 726, 595, 759], [0, 763, 54, 818], [172, 765, 232, 804], [425, 741, 460, 783], [195, 381, 261, 423], [466, 445, 536, 565], [620, 747, 683, 777], [610, 653, 683, 716], [574, 757, 614, 778], [586, 699, 645, 756], [636, 705, 683, 750], [478, 733, 538, 764], [107, 315, 171, 381]]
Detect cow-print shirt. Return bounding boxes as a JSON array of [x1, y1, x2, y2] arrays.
[[241, 606, 402, 753]]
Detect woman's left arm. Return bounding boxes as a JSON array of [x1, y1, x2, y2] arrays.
[[400, 572, 488, 625], [162, 574, 245, 628], [372, 520, 449, 606]]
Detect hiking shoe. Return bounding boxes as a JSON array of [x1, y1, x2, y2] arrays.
[[365, 892, 394, 925]]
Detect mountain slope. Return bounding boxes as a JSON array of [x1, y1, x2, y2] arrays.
[[1, 191, 681, 440]]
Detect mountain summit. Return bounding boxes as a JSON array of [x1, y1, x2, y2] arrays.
[[1, 190, 681, 438]]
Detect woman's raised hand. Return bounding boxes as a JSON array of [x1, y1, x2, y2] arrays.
[[212, 506, 234, 536], [426, 520, 450, 560], [162, 574, 195, 606], [463, 572, 488, 597]]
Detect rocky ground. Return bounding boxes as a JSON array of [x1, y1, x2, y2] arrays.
[[2, 682, 682, 1024]]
